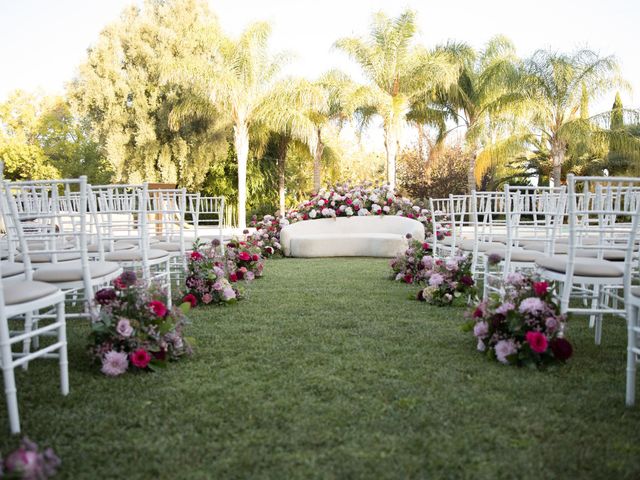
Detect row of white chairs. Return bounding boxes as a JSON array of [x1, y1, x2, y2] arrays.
[[429, 175, 640, 406], [0, 176, 225, 433]]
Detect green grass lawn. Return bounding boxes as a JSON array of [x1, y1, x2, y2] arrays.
[[2, 258, 640, 479]]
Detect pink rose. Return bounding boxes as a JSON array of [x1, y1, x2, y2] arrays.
[[526, 331, 548, 353]]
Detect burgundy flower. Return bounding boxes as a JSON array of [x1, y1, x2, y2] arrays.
[[416, 289, 425, 302], [251, 254, 260, 262], [403, 273, 413, 284], [422, 242, 430, 250], [550, 338, 573, 361], [149, 300, 168, 317], [238, 251, 251, 262], [227, 241, 237, 249], [212, 238, 221, 247], [460, 275, 474, 287], [96, 288, 117, 305], [229, 272, 238, 282], [190, 251, 203, 261]]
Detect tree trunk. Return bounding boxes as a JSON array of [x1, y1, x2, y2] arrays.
[[277, 135, 289, 218], [384, 126, 399, 190], [233, 121, 249, 229], [550, 137, 566, 187], [467, 149, 478, 193], [313, 127, 324, 194]]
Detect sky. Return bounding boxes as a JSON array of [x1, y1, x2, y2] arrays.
[[1, 0, 639, 115]]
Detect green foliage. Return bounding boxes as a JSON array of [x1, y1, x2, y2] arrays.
[[0, 139, 60, 180]]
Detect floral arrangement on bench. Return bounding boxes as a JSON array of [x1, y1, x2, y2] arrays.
[[249, 183, 431, 257], [90, 271, 192, 376], [465, 273, 572, 367]]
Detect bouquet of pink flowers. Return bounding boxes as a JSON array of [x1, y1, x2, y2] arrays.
[[389, 238, 434, 284], [465, 273, 572, 367], [1, 438, 60, 479], [183, 240, 243, 307], [415, 253, 476, 306], [89, 271, 192, 376], [225, 239, 264, 280], [249, 215, 283, 257]]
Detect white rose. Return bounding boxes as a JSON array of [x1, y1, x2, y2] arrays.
[[309, 209, 317, 219], [345, 207, 354, 216], [371, 204, 381, 213], [358, 208, 369, 216], [412, 205, 420, 212], [383, 205, 390, 213], [317, 200, 325, 207]]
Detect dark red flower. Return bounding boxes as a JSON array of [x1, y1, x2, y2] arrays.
[[229, 273, 238, 282], [422, 242, 430, 250], [227, 242, 237, 249], [238, 251, 251, 261], [236, 270, 245, 280], [473, 307, 484, 318], [96, 288, 117, 305], [416, 289, 425, 302], [252, 254, 260, 262], [550, 338, 573, 361], [460, 275, 474, 287], [403, 273, 413, 284], [182, 294, 197, 308], [190, 251, 203, 261], [532, 281, 549, 297], [149, 300, 168, 317], [130, 349, 151, 369]]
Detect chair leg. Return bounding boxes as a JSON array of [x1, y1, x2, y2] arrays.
[[1, 333, 20, 434], [592, 284, 603, 345], [165, 260, 172, 310], [56, 302, 69, 396], [626, 305, 638, 406], [21, 312, 33, 371]]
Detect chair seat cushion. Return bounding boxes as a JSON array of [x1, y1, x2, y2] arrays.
[[289, 233, 406, 258], [460, 240, 504, 252], [522, 241, 625, 260], [1, 262, 25, 279], [154, 241, 189, 252], [535, 255, 624, 277], [15, 252, 81, 263], [439, 236, 459, 246], [105, 249, 169, 262], [87, 241, 136, 253], [33, 261, 121, 283], [632, 287, 640, 298], [485, 248, 543, 263], [3, 281, 60, 305]]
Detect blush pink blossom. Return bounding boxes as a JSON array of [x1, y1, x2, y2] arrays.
[[101, 350, 129, 376]]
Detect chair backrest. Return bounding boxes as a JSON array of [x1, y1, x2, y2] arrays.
[[428, 197, 452, 255], [147, 188, 187, 243], [566, 175, 640, 291], [0, 177, 91, 285], [90, 184, 143, 254], [472, 191, 507, 243]]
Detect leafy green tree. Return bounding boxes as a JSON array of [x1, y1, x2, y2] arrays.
[[334, 9, 456, 190], [70, 0, 227, 188]]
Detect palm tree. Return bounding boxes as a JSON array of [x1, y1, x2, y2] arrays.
[[427, 36, 526, 192], [523, 48, 625, 186], [165, 21, 289, 228], [334, 9, 456, 190], [253, 79, 326, 215]]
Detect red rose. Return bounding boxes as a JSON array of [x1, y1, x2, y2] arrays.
[[526, 331, 548, 353], [422, 242, 430, 250], [346, 198, 353, 205], [182, 294, 197, 307], [252, 254, 260, 262], [473, 307, 484, 318], [130, 349, 152, 369], [238, 251, 251, 261], [532, 281, 549, 297], [229, 272, 238, 282], [190, 251, 203, 261], [460, 275, 474, 287], [354, 205, 360, 211], [403, 273, 413, 284], [149, 300, 168, 317], [236, 270, 244, 280]]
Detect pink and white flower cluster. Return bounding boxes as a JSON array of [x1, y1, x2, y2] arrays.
[[466, 275, 572, 367], [90, 272, 192, 376], [1, 437, 60, 479]]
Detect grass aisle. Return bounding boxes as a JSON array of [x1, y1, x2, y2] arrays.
[[2, 258, 640, 479]]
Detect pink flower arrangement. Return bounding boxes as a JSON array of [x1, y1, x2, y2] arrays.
[[89, 272, 192, 376], [465, 274, 572, 367], [2, 438, 60, 479], [182, 240, 245, 307]]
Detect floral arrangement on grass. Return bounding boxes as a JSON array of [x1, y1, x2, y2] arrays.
[[249, 215, 283, 258], [415, 252, 476, 306], [226, 237, 265, 280], [464, 273, 572, 368], [389, 238, 433, 284], [90, 271, 192, 376], [249, 183, 432, 256], [1, 438, 60, 479], [182, 240, 243, 307]]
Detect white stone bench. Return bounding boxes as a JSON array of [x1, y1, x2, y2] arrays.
[[280, 216, 425, 258]]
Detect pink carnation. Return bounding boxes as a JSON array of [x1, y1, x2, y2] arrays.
[[101, 350, 129, 376]]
